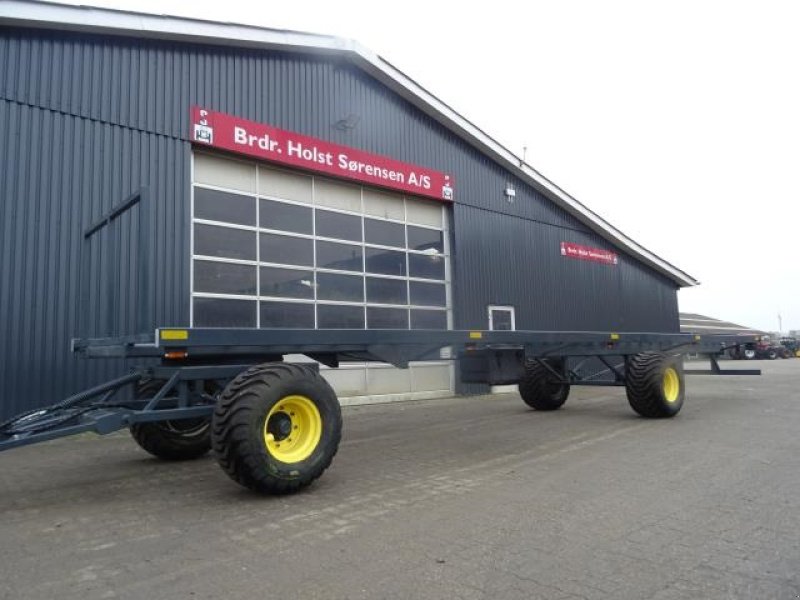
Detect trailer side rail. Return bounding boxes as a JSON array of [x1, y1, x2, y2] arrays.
[[72, 327, 759, 367]]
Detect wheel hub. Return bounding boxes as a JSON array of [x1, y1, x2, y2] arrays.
[[267, 412, 292, 441], [263, 395, 323, 464]]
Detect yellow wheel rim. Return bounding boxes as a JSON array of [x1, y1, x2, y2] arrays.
[[263, 395, 322, 463], [663, 367, 680, 403]]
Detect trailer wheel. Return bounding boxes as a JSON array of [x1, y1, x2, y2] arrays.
[[212, 363, 342, 495], [625, 353, 684, 418], [518, 360, 570, 411], [129, 380, 212, 460]]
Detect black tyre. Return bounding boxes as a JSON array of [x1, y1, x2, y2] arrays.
[[211, 363, 342, 495], [518, 359, 570, 411], [625, 353, 684, 418], [767, 349, 778, 360], [129, 380, 213, 460]]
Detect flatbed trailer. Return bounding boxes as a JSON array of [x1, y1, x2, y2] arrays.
[[0, 326, 760, 495]]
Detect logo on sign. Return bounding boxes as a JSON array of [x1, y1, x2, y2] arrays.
[[193, 109, 214, 144], [441, 175, 453, 201]]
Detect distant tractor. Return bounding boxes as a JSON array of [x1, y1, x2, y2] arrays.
[[730, 338, 795, 360], [779, 337, 800, 358]]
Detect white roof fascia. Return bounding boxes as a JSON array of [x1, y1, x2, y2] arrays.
[[0, 0, 698, 286]]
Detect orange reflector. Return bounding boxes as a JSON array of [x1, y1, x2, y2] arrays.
[[164, 351, 188, 360]]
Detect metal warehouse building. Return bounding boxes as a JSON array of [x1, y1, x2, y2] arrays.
[[0, 1, 697, 420]]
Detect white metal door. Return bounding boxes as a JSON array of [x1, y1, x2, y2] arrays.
[[488, 305, 515, 331]]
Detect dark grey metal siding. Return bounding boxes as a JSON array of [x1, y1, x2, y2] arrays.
[[0, 27, 679, 418], [451, 204, 679, 332], [0, 97, 190, 419]]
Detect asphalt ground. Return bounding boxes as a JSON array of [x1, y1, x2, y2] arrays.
[[1, 359, 798, 600]]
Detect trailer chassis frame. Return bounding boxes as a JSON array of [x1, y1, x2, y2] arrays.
[[0, 327, 760, 453]]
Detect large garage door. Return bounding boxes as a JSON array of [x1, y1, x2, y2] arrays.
[[191, 152, 453, 402]]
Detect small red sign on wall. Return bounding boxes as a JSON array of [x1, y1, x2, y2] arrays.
[[560, 242, 618, 266], [191, 107, 454, 202]]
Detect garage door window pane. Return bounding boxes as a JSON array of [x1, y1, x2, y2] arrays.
[[260, 233, 313, 267], [194, 154, 256, 193], [410, 281, 446, 307], [316, 209, 362, 241], [194, 224, 256, 261], [410, 309, 447, 330], [259, 198, 312, 234], [194, 261, 256, 295], [367, 307, 408, 329], [315, 178, 361, 212], [316, 272, 364, 302], [365, 218, 404, 248], [406, 199, 442, 228], [317, 304, 364, 329], [366, 277, 407, 305], [365, 247, 406, 276], [260, 267, 314, 299], [259, 167, 312, 204], [316, 241, 363, 272], [408, 253, 445, 280], [260, 301, 315, 328], [194, 298, 256, 327], [407, 226, 444, 253], [195, 188, 256, 226]]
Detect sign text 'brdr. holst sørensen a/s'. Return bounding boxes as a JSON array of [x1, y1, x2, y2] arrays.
[[191, 107, 454, 202]]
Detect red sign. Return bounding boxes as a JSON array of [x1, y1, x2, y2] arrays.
[[190, 107, 454, 202], [560, 242, 618, 266]]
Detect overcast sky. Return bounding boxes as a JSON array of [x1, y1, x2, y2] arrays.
[[65, 0, 800, 333]]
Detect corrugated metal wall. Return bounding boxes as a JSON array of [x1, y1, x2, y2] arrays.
[[0, 98, 190, 419], [0, 27, 679, 418], [451, 204, 679, 332]]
